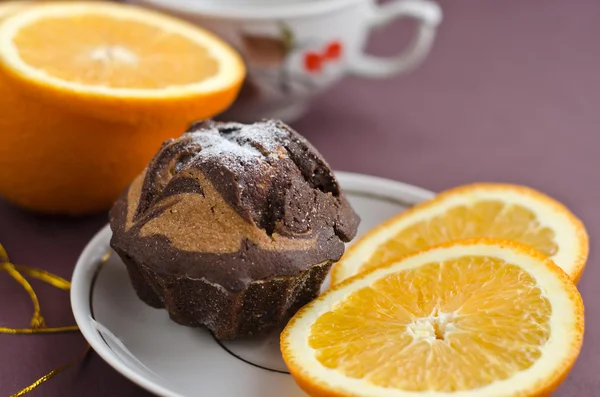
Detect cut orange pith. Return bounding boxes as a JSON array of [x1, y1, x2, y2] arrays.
[[282, 239, 584, 397], [332, 184, 588, 285], [0, 2, 245, 123], [0, 2, 33, 20]]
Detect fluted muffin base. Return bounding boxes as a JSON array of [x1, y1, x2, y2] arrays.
[[117, 249, 332, 340]]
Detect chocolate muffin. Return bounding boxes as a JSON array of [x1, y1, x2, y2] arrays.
[[109, 119, 360, 340]]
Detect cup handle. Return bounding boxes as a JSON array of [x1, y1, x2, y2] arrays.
[[349, 0, 442, 78]]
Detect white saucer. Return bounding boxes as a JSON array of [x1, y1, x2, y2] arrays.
[[70, 171, 434, 397]]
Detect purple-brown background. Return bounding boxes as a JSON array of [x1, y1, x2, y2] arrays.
[[1, 1, 598, 396]]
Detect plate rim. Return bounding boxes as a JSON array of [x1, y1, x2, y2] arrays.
[[70, 171, 434, 397]]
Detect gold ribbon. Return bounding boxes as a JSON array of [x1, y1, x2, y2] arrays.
[[10, 345, 92, 397], [0, 242, 89, 396]]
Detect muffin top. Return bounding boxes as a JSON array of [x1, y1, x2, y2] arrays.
[[109, 120, 360, 291]]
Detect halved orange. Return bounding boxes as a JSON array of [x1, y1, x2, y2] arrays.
[[282, 239, 584, 397], [0, 2, 245, 214], [332, 183, 588, 284]]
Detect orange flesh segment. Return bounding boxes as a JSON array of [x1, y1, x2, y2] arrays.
[[364, 201, 558, 274], [310, 256, 552, 392], [14, 15, 219, 89]]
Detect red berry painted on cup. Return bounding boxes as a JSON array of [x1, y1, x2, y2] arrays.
[[325, 41, 342, 61], [304, 52, 322, 73]]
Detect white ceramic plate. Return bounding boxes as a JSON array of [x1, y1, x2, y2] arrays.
[[71, 171, 434, 397]]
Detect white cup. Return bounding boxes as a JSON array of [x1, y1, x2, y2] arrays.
[[126, 0, 442, 123]]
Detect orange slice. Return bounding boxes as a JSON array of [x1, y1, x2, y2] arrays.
[[282, 239, 584, 397], [0, 1, 245, 123], [332, 183, 588, 284]]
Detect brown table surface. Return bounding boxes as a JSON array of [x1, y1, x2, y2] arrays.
[[1, 1, 598, 396]]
